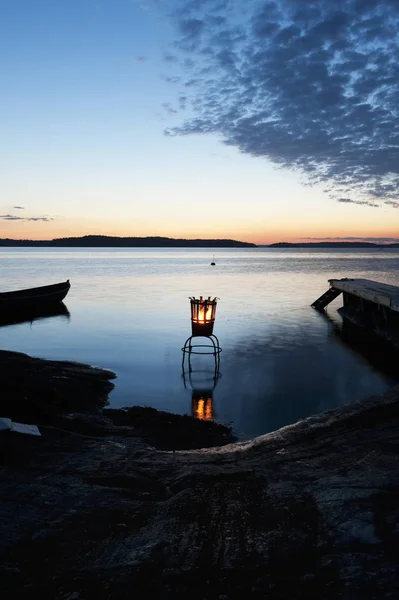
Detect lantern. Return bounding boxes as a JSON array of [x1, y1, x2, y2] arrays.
[[190, 296, 218, 337], [182, 295, 222, 374]]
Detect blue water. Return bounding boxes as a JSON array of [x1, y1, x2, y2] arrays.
[[1, 247, 398, 439]]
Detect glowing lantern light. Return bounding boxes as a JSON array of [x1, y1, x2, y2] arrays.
[[190, 296, 218, 337]]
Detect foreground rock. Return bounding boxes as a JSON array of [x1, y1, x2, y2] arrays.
[[105, 406, 237, 450], [0, 349, 116, 421], [1, 350, 399, 598]]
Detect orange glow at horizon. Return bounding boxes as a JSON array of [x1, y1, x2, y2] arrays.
[[0, 212, 397, 246]]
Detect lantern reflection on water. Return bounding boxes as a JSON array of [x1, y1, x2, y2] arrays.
[[183, 360, 220, 422], [192, 391, 214, 421]]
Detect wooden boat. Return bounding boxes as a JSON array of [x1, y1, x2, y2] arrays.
[[0, 280, 70, 313]]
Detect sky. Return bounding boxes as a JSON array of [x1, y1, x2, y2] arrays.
[[1, 0, 399, 245]]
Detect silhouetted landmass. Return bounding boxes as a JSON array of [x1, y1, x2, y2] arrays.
[[267, 241, 399, 248], [2, 237, 398, 249], [0, 235, 256, 248]]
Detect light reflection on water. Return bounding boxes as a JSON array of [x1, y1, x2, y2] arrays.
[[1, 247, 399, 439]]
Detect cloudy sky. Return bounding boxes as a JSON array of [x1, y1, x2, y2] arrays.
[[1, 0, 398, 243]]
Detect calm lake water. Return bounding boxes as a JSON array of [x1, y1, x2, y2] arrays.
[[1, 247, 399, 439]]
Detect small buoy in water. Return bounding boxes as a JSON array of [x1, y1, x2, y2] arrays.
[[210, 255, 216, 266]]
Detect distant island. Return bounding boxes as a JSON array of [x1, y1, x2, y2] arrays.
[[1, 237, 398, 249], [267, 242, 399, 248], [0, 235, 256, 248]]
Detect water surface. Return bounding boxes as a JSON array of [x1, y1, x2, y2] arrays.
[[1, 247, 398, 439]]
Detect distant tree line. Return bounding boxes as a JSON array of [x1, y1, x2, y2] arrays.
[[0, 235, 256, 248], [1, 236, 397, 248], [268, 242, 399, 248]]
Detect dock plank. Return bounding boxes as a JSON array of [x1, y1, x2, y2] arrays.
[[329, 278, 399, 312]]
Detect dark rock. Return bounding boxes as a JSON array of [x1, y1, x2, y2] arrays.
[[0, 349, 116, 424], [105, 405, 237, 449], [1, 349, 399, 598]]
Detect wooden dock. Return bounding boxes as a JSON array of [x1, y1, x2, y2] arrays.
[[312, 278, 399, 347], [329, 279, 399, 311], [312, 278, 399, 312]]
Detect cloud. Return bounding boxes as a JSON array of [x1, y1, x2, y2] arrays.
[[0, 214, 54, 222], [134, 56, 147, 63], [178, 18, 205, 51], [13, 205, 25, 209], [161, 74, 181, 84], [27, 217, 54, 221], [337, 197, 379, 207], [163, 53, 178, 63], [162, 102, 178, 115], [385, 200, 399, 209], [163, 0, 399, 206]]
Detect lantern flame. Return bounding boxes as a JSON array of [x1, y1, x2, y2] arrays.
[[197, 303, 213, 323]]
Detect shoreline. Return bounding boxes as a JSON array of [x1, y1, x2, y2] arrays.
[[0, 349, 237, 450], [1, 349, 399, 598]]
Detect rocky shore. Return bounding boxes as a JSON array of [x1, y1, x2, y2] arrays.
[[1, 349, 399, 598]]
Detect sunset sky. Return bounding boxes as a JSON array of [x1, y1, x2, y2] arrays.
[[1, 0, 398, 245]]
